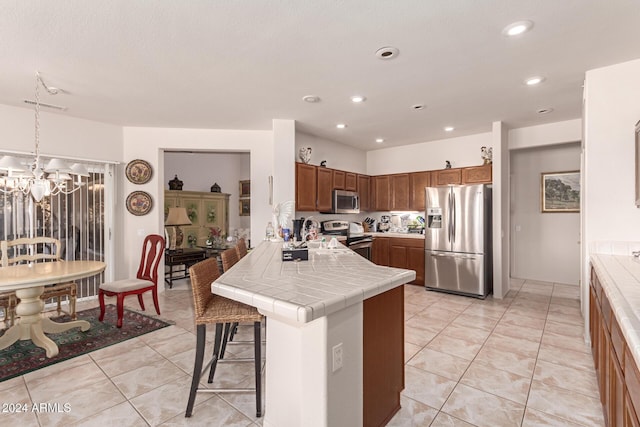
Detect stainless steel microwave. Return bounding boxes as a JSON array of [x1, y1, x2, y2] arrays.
[[326, 189, 360, 214]]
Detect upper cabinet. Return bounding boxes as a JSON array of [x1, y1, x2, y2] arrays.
[[409, 171, 431, 211], [295, 163, 317, 211], [390, 174, 410, 211], [295, 162, 491, 212]]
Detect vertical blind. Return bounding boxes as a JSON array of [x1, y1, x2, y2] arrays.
[[0, 163, 106, 299]]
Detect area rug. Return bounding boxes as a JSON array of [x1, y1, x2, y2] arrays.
[[0, 304, 172, 382]]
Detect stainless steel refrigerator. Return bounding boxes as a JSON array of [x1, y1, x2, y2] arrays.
[[424, 184, 492, 298]]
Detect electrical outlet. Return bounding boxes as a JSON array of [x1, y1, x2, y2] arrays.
[[332, 343, 343, 372]]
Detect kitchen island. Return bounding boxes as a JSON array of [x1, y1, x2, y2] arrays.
[[212, 241, 416, 427]]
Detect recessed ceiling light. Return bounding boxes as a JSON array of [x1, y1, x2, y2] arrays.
[[375, 46, 399, 60], [336, 123, 347, 129], [525, 76, 546, 86], [412, 104, 425, 110], [302, 95, 320, 103], [350, 95, 366, 103], [375, 138, 384, 144], [502, 20, 534, 37], [444, 126, 455, 132], [537, 107, 554, 114]]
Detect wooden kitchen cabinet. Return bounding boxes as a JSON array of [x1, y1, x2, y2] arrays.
[[432, 168, 462, 186], [345, 172, 357, 191], [373, 175, 391, 211], [372, 237, 390, 266], [409, 171, 431, 211], [358, 175, 370, 211], [333, 170, 346, 190], [390, 174, 410, 211], [388, 238, 424, 286], [316, 167, 333, 212], [462, 164, 492, 184], [590, 266, 640, 426], [295, 163, 317, 211]]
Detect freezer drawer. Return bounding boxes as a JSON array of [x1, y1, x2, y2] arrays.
[[425, 250, 489, 297]]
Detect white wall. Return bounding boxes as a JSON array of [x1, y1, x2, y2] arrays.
[[164, 152, 251, 231], [122, 126, 278, 282], [511, 142, 581, 285], [583, 58, 640, 329], [509, 119, 582, 150], [296, 132, 367, 174], [367, 132, 492, 175]]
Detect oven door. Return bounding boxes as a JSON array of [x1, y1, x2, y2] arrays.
[[348, 239, 373, 260]]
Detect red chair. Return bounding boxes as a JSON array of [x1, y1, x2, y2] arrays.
[[99, 234, 165, 328]]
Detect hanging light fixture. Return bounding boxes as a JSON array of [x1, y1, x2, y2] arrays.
[[0, 72, 87, 202]]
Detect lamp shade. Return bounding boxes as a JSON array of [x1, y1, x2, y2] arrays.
[[0, 155, 26, 173], [165, 207, 192, 226], [44, 158, 72, 173]]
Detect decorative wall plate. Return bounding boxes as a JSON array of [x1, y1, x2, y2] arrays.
[[125, 159, 153, 184], [126, 191, 153, 216]]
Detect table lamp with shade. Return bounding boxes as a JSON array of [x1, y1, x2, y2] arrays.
[[165, 207, 192, 251]]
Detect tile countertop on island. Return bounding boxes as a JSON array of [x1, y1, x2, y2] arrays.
[[211, 241, 416, 323], [590, 254, 640, 368]]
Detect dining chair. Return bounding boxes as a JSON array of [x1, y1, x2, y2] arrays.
[[185, 257, 263, 418], [98, 234, 165, 328], [221, 247, 239, 272], [2, 237, 77, 320], [235, 238, 248, 259]]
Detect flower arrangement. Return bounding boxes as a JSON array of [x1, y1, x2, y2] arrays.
[[206, 226, 225, 247]]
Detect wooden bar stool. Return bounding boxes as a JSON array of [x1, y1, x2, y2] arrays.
[[235, 238, 248, 259], [185, 257, 263, 418]]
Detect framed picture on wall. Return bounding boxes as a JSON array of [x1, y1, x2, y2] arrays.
[[239, 199, 250, 216], [635, 120, 640, 207], [239, 180, 250, 198], [541, 171, 580, 213]]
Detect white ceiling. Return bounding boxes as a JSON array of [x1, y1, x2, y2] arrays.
[[1, 1, 640, 150]]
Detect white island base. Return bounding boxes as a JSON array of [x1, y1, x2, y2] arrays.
[[212, 242, 414, 427]]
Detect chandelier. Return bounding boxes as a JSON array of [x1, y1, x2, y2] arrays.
[[0, 72, 88, 202]]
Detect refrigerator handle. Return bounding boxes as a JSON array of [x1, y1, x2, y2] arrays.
[[452, 191, 456, 243], [447, 192, 452, 243]]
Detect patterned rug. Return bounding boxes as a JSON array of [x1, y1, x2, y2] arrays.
[[0, 304, 171, 382]]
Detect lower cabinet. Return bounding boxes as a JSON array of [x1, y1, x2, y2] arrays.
[[590, 266, 640, 426], [374, 237, 424, 286]]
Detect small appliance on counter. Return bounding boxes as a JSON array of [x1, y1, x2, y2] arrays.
[[378, 215, 391, 232], [320, 220, 373, 260]]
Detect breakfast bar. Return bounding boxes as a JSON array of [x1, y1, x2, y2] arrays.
[[212, 241, 415, 427]]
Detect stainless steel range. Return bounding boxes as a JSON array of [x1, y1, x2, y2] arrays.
[[321, 220, 373, 260]]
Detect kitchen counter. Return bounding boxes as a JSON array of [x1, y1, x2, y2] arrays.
[[590, 254, 640, 367], [368, 231, 425, 239], [211, 241, 415, 427]]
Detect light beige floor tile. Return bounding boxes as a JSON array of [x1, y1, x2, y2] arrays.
[[70, 402, 148, 427], [146, 330, 197, 358], [112, 358, 189, 399], [484, 333, 540, 359], [527, 380, 605, 426], [546, 311, 583, 326], [431, 411, 476, 426], [548, 304, 582, 318], [26, 359, 108, 402], [549, 296, 580, 309], [500, 312, 547, 330], [460, 361, 531, 404], [94, 344, 165, 377], [426, 334, 483, 361], [544, 319, 584, 338], [405, 325, 440, 347], [510, 298, 550, 311], [23, 354, 94, 383], [493, 322, 543, 343], [408, 348, 472, 382], [462, 303, 506, 320], [474, 345, 536, 378], [0, 375, 25, 392], [0, 381, 37, 426], [217, 385, 265, 424], [137, 324, 190, 344], [442, 383, 525, 427], [88, 337, 146, 362], [413, 306, 461, 323], [402, 365, 457, 409], [533, 359, 599, 398], [406, 315, 451, 333], [541, 330, 590, 354], [405, 301, 428, 319], [387, 395, 438, 427], [505, 305, 548, 321], [35, 378, 126, 426], [451, 313, 499, 332], [537, 343, 596, 372], [405, 342, 423, 363], [522, 407, 585, 426], [160, 394, 254, 426], [130, 377, 214, 426], [440, 323, 491, 345]]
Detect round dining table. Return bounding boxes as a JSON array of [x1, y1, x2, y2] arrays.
[[0, 260, 106, 357]]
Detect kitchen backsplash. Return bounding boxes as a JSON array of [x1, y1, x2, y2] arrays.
[[590, 241, 640, 256]]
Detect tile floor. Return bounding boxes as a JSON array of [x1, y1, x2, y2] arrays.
[[0, 278, 603, 426]]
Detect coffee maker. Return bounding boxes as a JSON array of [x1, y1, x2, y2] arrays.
[[378, 215, 391, 232]]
